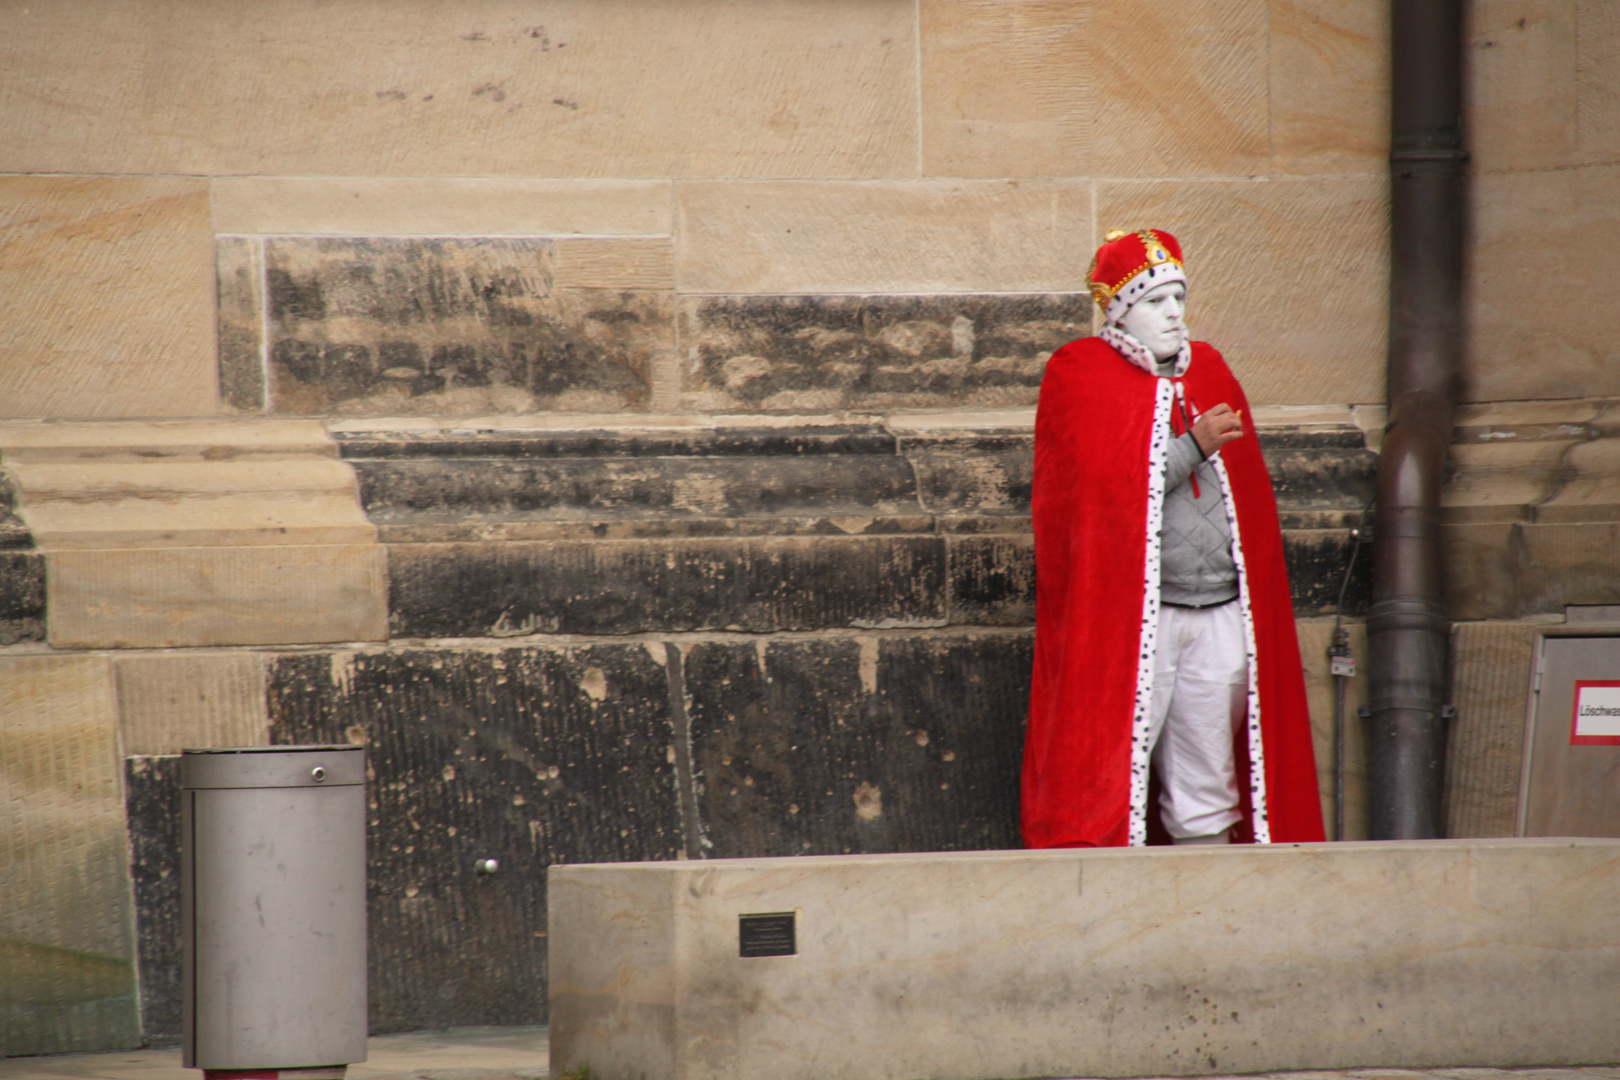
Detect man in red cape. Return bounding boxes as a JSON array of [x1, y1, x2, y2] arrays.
[[1023, 228, 1324, 848]]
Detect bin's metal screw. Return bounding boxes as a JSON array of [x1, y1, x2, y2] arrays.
[[475, 858, 499, 875], [311, 766, 327, 783]]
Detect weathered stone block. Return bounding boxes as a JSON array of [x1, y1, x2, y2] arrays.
[[115, 653, 268, 756], [1283, 529, 1371, 617], [901, 431, 1035, 513], [917, 0, 1089, 178], [0, 552, 46, 645], [0, 418, 338, 464], [386, 536, 947, 638], [1468, 0, 1579, 173], [1269, 0, 1388, 174], [1446, 622, 1538, 838], [211, 178, 674, 237], [0, 177, 215, 420], [351, 454, 918, 523], [48, 544, 388, 649], [124, 755, 182, 1046], [267, 645, 681, 1032], [0, 0, 917, 178], [0, 655, 141, 1056], [681, 295, 1088, 412], [947, 534, 1035, 626], [1096, 178, 1387, 407], [683, 632, 1029, 858], [216, 236, 265, 413], [263, 237, 668, 415], [675, 183, 1092, 294], [920, 0, 1268, 178], [1295, 618, 1369, 840], [1468, 166, 1620, 402], [10, 459, 374, 549]]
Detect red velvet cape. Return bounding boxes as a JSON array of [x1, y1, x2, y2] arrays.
[[1022, 337, 1324, 848]]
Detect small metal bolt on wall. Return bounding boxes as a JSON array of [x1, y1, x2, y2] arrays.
[[182, 746, 369, 1080]]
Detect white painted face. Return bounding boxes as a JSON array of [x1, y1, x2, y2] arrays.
[[1117, 281, 1187, 362]]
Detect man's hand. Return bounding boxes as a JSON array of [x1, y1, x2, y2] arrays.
[[1192, 403, 1244, 457]]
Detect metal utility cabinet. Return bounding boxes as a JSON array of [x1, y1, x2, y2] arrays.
[[182, 746, 368, 1075]]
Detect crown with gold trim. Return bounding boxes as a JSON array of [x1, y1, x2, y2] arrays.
[[1088, 228, 1187, 322]]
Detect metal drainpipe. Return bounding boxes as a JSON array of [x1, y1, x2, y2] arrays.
[[1367, 0, 1465, 839]]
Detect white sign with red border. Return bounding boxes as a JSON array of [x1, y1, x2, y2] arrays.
[[1570, 680, 1620, 745]]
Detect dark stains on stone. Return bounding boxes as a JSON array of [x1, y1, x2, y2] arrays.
[[682, 294, 1089, 412], [216, 237, 266, 413], [948, 534, 1035, 625], [1285, 530, 1373, 617], [351, 456, 920, 524], [262, 238, 664, 415], [125, 755, 182, 1046], [336, 424, 898, 461], [267, 646, 680, 1033], [684, 633, 1029, 857], [1262, 443, 1377, 511], [901, 431, 1034, 513], [0, 552, 46, 644], [387, 536, 948, 638]]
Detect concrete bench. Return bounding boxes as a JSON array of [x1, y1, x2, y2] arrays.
[[549, 839, 1620, 1080]]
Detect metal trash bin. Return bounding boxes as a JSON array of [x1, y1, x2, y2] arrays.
[[182, 746, 368, 1079]]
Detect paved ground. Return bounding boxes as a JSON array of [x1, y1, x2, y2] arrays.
[[2, 1037, 1617, 1080], [0, 1027, 548, 1080]]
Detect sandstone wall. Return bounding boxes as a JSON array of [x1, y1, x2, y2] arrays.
[[2, 0, 1618, 1057]]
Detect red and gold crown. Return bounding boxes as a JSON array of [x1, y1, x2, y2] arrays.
[[1088, 228, 1187, 322]]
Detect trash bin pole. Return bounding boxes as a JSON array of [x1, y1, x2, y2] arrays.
[[182, 747, 368, 1071]]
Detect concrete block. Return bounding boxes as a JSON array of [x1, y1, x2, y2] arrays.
[[114, 652, 268, 756], [212, 178, 674, 237], [1446, 622, 1538, 838], [216, 237, 266, 414], [0, 0, 916, 179], [264, 237, 665, 415], [1468, 166, 1620, 402], [674, 182, 1092, 295], [1269, 0, 1388, 174], [385, 536, 947, 638], [0, 177, 215, 420], [0, 655, 141, 1056], [1095, 178, 1387, 407], [681, 295, 1087, 413], [549, 839, 1620, 1080], [267, 645, 682, 1031], [683, 632, 1029, 859], [48, 544, 388, 649], [1468, 0, 1579, 173]]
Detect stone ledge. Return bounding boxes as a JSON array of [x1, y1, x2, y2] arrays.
[[550, 839, 1620, 1080]]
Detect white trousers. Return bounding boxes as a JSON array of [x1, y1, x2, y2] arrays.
[[1146, 601, 1247, 840]]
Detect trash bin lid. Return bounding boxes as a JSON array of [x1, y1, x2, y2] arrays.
[[180, 745, 366, 789]]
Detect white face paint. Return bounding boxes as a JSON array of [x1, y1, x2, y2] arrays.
[[1116, 281, 1187, 362]]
